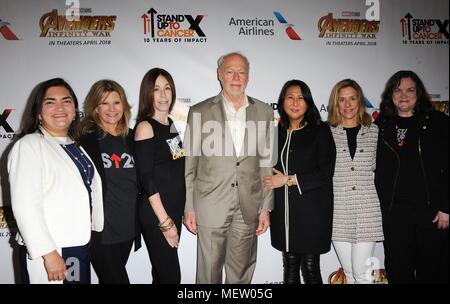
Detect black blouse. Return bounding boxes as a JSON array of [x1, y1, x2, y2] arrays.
[[344, 125, 361, 160], [134, 118, 186, 221]]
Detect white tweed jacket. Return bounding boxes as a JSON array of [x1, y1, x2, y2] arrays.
[[330, 124, 384, 243]]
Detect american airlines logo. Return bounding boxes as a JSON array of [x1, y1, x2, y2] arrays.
[[0, 19, 19, 40], [365, 98, 379, 120], [273, 12, 301, 40]]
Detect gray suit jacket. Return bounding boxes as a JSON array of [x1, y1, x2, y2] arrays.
[[184, 94, 274, 227]]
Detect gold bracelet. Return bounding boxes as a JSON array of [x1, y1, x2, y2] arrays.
[[159, 220, 173, 230], [159, 220, 175, 232], [159, 217, 173, 228], [159, 217, 171, 227]]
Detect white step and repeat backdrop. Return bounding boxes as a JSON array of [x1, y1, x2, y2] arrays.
[[0, 0, 448, 284]]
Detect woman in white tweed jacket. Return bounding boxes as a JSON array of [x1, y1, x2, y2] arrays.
[[327, 79, 384, 284]]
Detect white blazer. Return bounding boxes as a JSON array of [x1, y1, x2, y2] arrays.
[[8, 129, 103, 283]]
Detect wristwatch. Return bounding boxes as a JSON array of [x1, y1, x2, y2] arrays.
[[286, 176, 294, 187]]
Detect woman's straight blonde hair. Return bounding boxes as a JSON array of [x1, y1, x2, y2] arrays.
[[327, 79, 372, 128]]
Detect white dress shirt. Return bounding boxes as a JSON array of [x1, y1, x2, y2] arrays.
[[222, 94, 249, 157]]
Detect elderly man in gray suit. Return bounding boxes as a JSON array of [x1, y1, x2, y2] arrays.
[[183, 52, 274, 284]]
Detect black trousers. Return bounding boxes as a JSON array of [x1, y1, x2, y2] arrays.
[[383, 203, 449, 284], [141, 221, 182, 284], [90, 232, 133, 284], [140, 201, 182, 284], [282, 252, 323, 284]]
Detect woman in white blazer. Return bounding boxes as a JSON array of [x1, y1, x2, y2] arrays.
[[8, 78, 103, 284], [327, 79, 384, 284]]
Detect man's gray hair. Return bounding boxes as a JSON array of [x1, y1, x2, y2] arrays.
[[217, 52, 250, 72]]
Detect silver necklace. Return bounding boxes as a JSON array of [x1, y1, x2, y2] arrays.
[[61, 144, 93, 185]]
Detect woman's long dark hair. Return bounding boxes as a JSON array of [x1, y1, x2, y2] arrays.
[[379, 70, 432, 120], [136, 68, 176, 124], [21, 78, 80, 141], [277, 79, 321, 131]]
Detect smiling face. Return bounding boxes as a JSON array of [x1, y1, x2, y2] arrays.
[[338, 86, 359, 127], [218, 54, 249, 102], [39, 86, 76, 137], [153, 75, 173, 114], [392, 77, 417, 117], [283, 85, 308, 128], [96, 91, 124, 133]]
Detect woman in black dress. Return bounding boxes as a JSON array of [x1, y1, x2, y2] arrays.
[[263, 80, 336, 284], [134, 68, 186, 284]]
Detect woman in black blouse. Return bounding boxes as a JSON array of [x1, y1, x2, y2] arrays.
[[80, 80, 139, 283], [263, 80, 336, 284], [134, 68, 186, 284]]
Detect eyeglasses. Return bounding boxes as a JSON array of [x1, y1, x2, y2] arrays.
[[393, 87, 416, 96], [222, 69, 248, 79]]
